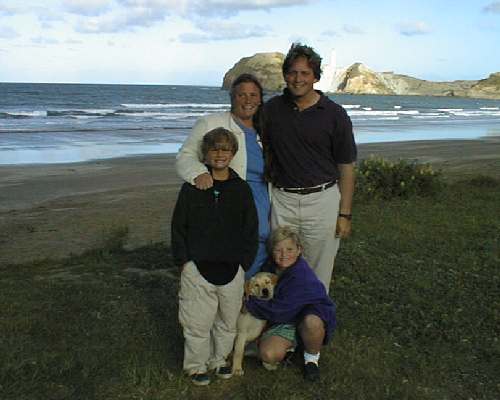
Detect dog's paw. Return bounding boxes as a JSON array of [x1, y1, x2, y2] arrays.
[[232, 367, 244, 376]]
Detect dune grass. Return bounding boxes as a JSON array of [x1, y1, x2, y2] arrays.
[[1, 177, 499, 400]]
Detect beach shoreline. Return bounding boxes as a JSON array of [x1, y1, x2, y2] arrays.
[[1, 137, 499, 265]]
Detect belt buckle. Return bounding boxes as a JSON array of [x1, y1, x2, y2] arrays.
[[279, 181, 334, 195]]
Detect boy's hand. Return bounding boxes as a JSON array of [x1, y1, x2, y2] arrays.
[[194, 172, 213, 190]]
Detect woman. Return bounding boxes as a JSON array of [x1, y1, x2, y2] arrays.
[[175, 74, 270, 279]]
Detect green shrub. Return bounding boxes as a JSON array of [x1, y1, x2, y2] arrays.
[[356, 156, 443, 199]]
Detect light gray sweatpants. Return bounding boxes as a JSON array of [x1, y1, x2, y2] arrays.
[[271, 184, 341, 292], [178, 261, 244, 375]]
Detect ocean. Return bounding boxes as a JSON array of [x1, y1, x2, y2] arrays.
[[1, 82, 499, 165]]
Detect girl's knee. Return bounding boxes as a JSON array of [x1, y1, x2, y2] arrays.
[[259, 346, 286, 364], [301, 314, 324, 332]]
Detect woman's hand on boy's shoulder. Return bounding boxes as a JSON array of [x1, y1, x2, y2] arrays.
[[194, 172, 213, 190]]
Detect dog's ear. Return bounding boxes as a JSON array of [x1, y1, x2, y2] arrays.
[[244, 279, 252, 299], [270, 274, 278, 286]]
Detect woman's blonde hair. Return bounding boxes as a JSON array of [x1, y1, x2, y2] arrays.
[[268, 225, 302, 251]]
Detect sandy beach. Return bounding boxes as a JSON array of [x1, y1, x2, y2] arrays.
[[1, 137, 499, 266]]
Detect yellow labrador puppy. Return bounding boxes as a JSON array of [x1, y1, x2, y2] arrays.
[[232, 272, 278, 376]]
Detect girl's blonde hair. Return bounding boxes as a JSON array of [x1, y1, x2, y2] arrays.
[[268, 225, 302, 251]]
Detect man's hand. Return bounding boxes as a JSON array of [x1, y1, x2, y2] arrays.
[[194, 172, 213, 190], [336, 162, 355, 239], [335, 216, 352, 238]]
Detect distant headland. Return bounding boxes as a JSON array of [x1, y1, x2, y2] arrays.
[[222, 51, 500, 99]]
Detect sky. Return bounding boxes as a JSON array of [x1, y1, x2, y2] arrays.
[[0, 0, 499, 86]]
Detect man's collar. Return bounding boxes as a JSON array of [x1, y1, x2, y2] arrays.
[[282, 88, 326, 109]]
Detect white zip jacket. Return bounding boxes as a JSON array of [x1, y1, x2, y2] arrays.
[[176, 112, 248, 184]]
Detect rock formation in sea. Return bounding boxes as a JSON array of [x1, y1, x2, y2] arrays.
[[466, 73, 500, 99], [336, 63, 394, 95], [222, 52, 285, 92], [223, 52, 500, 99]]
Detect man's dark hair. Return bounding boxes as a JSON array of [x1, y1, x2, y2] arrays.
[[229, 73, 264, 105], [201, 127, 239, 159], [282, 43, 322, 80]]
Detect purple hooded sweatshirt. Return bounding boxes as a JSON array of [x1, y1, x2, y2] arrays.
[[245, 256, 336, 343]]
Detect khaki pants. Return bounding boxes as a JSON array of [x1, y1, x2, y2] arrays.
[[271, 184, 340, 292], [178, 261, 244, 375]]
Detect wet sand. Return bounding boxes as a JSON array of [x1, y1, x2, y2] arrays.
[[1, 137, 499, 265]]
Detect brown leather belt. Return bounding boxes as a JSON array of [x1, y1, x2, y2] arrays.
[[279, 180, 336, 195]]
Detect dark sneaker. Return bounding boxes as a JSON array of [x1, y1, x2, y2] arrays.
[[303, 362, 320, 382], [191, 373, 210, 386], [244, 341, 259, 358], [283, 347, 296, 366], [215, 365, 233, 379]]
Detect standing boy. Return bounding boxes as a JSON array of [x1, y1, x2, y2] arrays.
[[171, 127, 258, 386]]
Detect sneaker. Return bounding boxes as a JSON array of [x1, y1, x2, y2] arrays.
[[191, 373, 210, 386], [303, 362, 320, 382], [244, 341, 259, 358], [215, 365, 233, 379]]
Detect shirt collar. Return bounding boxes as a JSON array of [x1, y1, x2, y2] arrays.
[[282, 88, 327, 110], [205, 165, 239, 180]]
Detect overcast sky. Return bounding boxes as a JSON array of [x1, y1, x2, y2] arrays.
[[1, 0, 499, 85]]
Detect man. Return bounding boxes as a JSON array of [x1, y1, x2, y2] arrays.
[[263, 42, 357, 293]]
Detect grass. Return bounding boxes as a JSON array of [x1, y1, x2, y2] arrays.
[[1, 177, 499, 400]]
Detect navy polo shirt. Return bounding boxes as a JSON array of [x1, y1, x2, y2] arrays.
[[263, 90, 357, 188]]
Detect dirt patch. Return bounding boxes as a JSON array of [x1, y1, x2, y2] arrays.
[[1, 138, 499, 265], [0, 155, 182, 265]]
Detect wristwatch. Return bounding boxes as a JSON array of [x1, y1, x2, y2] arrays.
[[338, 213, 352, 220]]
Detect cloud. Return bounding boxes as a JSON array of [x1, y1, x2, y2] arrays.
[[397, 21, 431, 36], [0, 4, 17, 16], [70, 0, 315, 33], [342, 24, 364, 34], [35, 9, 65, 29], [186, 0, 315, 17], [117, 0, 315, 17], [287, 34, 314, 47], [0, 26, 19, 39], [321, 29, 338, 37], [178, 20, 271, 42], [75, 6, 169, 33], [31, 36, 60, 45], [65, 38, 84, 44], [483, 2, 500, 13], [63, 0, 112, 16], [64, 0, 316, 35]]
